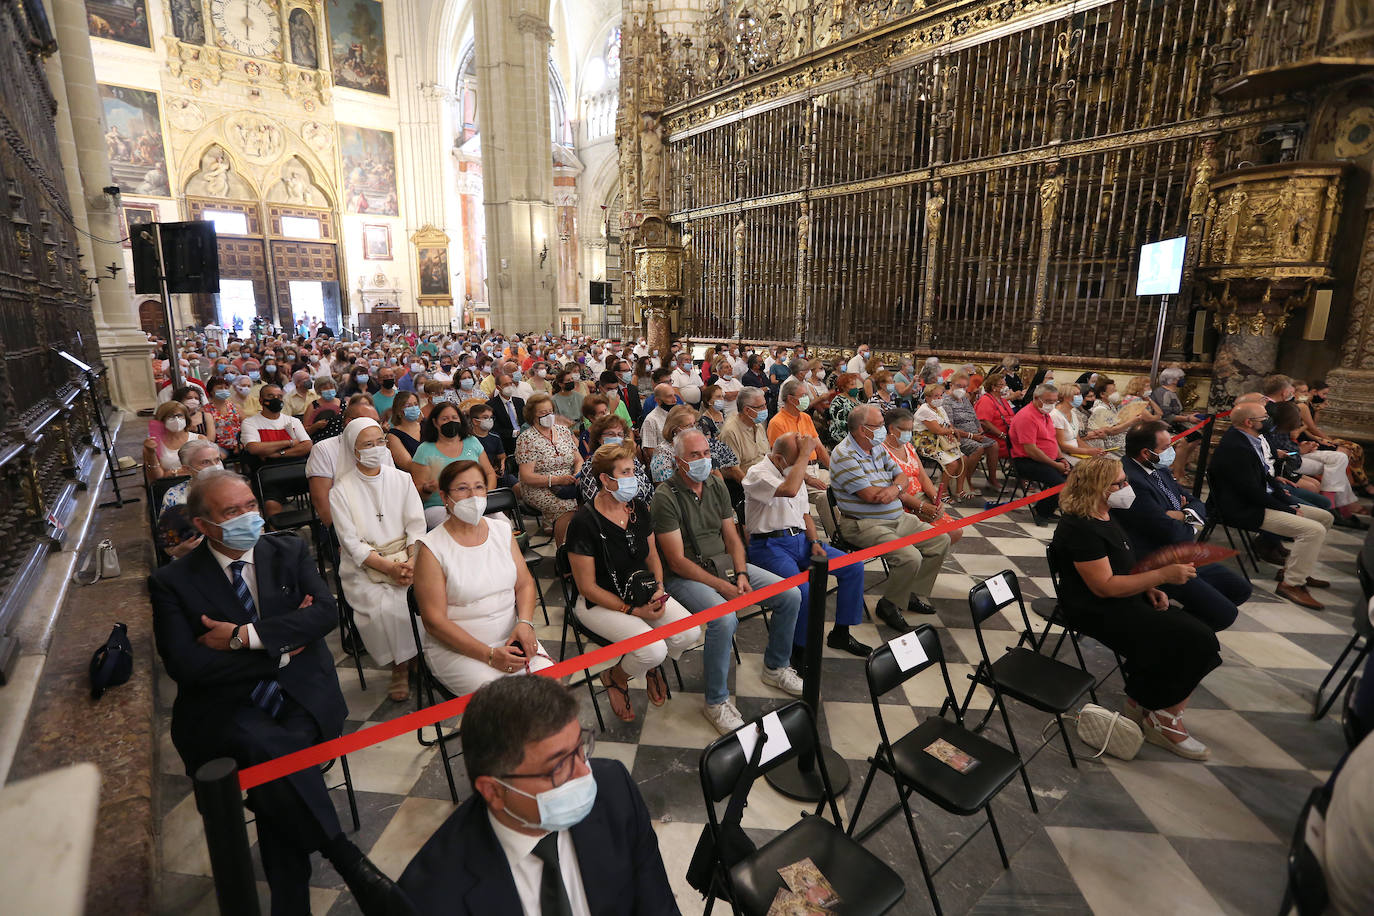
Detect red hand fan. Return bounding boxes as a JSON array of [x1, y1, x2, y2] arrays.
[[1131, 542, 1238, 574]]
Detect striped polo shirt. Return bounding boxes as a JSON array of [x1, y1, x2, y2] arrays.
[[831, 434, 904, 521]]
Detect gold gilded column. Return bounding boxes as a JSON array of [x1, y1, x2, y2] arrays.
[[795, 199, 811, 344], [918, 183, 944, 349], [1028, 161, 1065, 354], [733, 213, 745, 341]]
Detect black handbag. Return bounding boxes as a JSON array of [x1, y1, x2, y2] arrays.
[[668, 480, 737, 582], [89, 622, 133, 700], [592, 504, 659, 607], [687, 722, 766, 897]]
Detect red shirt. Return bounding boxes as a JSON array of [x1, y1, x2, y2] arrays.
[[1009, 403, 1059, 460], [975, 394, 1015, 439]]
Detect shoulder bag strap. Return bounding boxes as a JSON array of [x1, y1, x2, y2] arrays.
[[720, 722, 766, 828], [668, 478, 706, 567]]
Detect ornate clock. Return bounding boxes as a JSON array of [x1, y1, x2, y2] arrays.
[[209, 0, 282, 59]]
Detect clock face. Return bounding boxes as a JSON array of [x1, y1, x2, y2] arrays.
[[210, 0, 282, 58]]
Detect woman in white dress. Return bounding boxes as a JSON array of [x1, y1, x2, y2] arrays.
[[413, 459, 553, 697], [330, 417, 427, 701]]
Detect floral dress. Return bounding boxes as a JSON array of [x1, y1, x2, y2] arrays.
[[825, 394, 859, 448], [207, 400, 242, 454], [514, 425, 580, 523]]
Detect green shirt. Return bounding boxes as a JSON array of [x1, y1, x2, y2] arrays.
[[413, 438, 483, 508], [650, 474, 733, 563]]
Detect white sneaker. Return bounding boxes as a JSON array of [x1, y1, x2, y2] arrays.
[[703, 699, 746, 736], [761, 665, 805, 697]]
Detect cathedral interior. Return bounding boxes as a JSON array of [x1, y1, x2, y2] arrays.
[[4, 0, 1374, 913]]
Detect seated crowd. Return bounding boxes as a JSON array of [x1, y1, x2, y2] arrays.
[[145, 328, 1373, 914]]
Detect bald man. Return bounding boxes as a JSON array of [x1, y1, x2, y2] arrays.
[[1207, 402, 1332, 609], [640, 383, 678, 455]]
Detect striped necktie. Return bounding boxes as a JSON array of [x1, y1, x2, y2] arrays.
[[1149, 470, 1183, 511], [230, 560, 284, 719]]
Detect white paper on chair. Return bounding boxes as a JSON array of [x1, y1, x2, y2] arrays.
[[889, 630, 929, 671], [736, 710, 790, 765], [985, 572, 1014, 606]]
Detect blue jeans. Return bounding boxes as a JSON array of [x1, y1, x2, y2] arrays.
[[665, 564, 802, 706], [748, 533, 863, 646]]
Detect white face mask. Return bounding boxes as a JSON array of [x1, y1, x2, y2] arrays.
[[951, 388, 967, 399], [196, 462, 224, 478], [1108, 391, 1122, 405], [450, 494, 486, 525], [183, 399, 201, 412], [538, 413, 556, 428], [1106, 484, 1136, 510], [164, 416, 187, 432], [234, 386, 251, 397], [477, 417, 495, 431], [356, 444, 386, 469]]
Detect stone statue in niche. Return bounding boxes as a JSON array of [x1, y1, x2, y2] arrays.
[[201, 150, 230, 198], [230, 115, 285, 163], [289, 8, 318, 69], [639, 113, 663, 205], [281, 158, 314, 205], [170, 0, 205, 44]]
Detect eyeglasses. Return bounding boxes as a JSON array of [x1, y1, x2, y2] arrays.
[[1108, 478, 1129, 491], [497, 727, 595, 787]]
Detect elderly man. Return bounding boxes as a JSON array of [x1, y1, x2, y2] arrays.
[[720, 386, 771, 474], [830, 403, 951, 632], [1209, 401, 1333, 609], [640, 382, 677, 455], [372, 365, 399, 416], [846, 344, 872, 376], [768, 377, 832, 474], [241, 384, 313, 461], [745, 432, 869, 667], [1009, 383, 1070, 522], [653, 428, 804, 734], [282, 370, 314, 417], [401, 676, 676, 914], [150, 471, 410, 914]]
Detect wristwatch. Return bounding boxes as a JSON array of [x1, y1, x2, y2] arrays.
[[229, 625, 245, 650]]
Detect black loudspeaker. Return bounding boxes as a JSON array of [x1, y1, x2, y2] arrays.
[[589, 280, 609, 305], [130, 221, 220, 295]]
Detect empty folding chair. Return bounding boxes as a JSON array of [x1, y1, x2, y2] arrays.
[[847, 625, 1021, 916], [698, 701, 905, 915], [960, 570, 1094, 813]]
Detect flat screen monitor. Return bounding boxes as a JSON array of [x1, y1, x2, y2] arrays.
[[1136, 236, 1187, 296]]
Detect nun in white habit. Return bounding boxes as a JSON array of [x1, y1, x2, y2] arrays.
[[330, 416, 427, 700]]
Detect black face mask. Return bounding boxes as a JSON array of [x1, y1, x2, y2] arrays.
[[381, 379, 395, 389], [562, 381, 576, 392], [1259, 417, 1275, 435], [1312, 393, 1326, 405], [439, 420, 463, 439], [263, 397, 284, 413]]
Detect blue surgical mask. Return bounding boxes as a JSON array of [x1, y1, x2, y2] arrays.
[[601, 435, 624, 446], [247, 370, 260, 381], [320, 389, 336, 400], [898, 430, 912, 444], [609, 475, 639, 502], [403, 405, 422, 422], [752, 407, 766, 425], [1072, 394, 1083, 408], [215, 511, 264, 551], [684, 456, 712, 482], [1154, 446, 1176, 468], [357, 373, 370, 384], [213, 388, 231, 400], [619, 371, 633, 384], [870, 426, 888, 450], [512, 371, 524, 382], [460, 378, 475, 390], [886, 383, 896, 393], [496, 770, 597, 833]]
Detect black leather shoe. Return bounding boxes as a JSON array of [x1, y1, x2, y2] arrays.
[[1254, 543, 1288, 566], [874, 598, 912, 633], [907, 595, 938, 616], [826, 630, 873, 657], [331, 840, 417, 916]]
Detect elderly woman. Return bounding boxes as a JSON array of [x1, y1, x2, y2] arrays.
[[515, 392, 583, 540], [946, 371, 1001, 489], [802, 358, 832, 407], [867, 369, 899, 408], [413, 460, 553, 697], [975, 374, 1015, 454], [413, 402, 497, 528], [303, 379, 344, 441], [551, 367, 586, 428], [567, 442, 702, 721], [576, 414, 651, 502], [1051, 456, 1221, 760], [892, 357, 919, 407], [330, 418, 427, 700], [1086, 377, 1134, 455], [651, 405, 707, 483], [143, 400, 205, 483], [229, 372, 261, 419], [155, 439, 222, 560], [1149, 367, 1202, 482], [1122, 375, 1163, 420], [1052, 385, 1105, 466], [881, 408, 963, 545], [914, 383, 982, 501]]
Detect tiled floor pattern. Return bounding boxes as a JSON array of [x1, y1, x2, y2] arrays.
[[153, 500, 1364, 915]]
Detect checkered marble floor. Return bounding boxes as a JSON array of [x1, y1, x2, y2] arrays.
[[153, 498, 1366, 915]]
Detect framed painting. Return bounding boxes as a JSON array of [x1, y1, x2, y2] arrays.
[[327, 0, 389, 94], [416, 245, 449, 296], [85, 0, 150, 48], [120, 202, 159, 247], [99, 84, 170, 197], [338, 125, 398, 215], [361, 223, 391, 260]]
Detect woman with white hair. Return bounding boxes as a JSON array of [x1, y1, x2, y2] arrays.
[[330, 417, 428, 701], [1150, 367, 1204, 484]]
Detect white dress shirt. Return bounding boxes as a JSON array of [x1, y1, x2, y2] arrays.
[[488, 813, 591, 916], [742, 455, 810, 534], [207, 542, 288, 666]]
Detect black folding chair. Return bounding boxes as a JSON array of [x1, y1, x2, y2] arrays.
[[246, 754, 360, 834], [147, 475, 186, 568], [554, 545, 616, 733], [322, 525, 368, 689], [254, 459, 316, 535], [699, 701, 905, 915], [848, 626, 1020, 916], [405, 586, 462, 804], [485, 487, 550, 625], [1199, 467, 1261, 581], [821, 486, 889, 594], [993, 427, 1043, 506], [1313, 548, 1374, 721], [1035, 542, 1124, 702], [1279, 784, 1330, 916], [960, 571, 1094, 813]]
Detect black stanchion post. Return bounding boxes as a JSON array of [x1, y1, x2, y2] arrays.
[[194, 757, 261, 916], [765, 555, 852, 801], [1191, 414, 1217, 502]]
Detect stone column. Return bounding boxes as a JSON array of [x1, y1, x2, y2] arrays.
[[1320, 206, 1374, 437], [41, 43, 99, 303], [1208, 321, 1281, 410], [473, 0, 559, 333], [46, 0, 156, 409]]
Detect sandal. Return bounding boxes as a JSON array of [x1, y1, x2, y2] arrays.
[[388, 664, 411, 702], [645, 666, 668, 707], [1141, 709, 1209, 760], [600, 669, 636, 722]]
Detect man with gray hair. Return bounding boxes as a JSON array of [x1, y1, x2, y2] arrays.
[[720, 385, 771, 474], [282, 369, 314, 417], [652, 427, 804, 734], [399, 676, 676, 913], [830, 404, 951, 632], [1009, 382, 1070, 522], [640, 382, 677, 454]]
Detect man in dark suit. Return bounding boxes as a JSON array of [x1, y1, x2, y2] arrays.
[[400, 676, 678, 915], [487, 370, 526, 456], [150, 470, 411, 916], [609, 358, 642, 424], [1206, 402, 1333, 610], [1114, 421, 1251, 631]]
